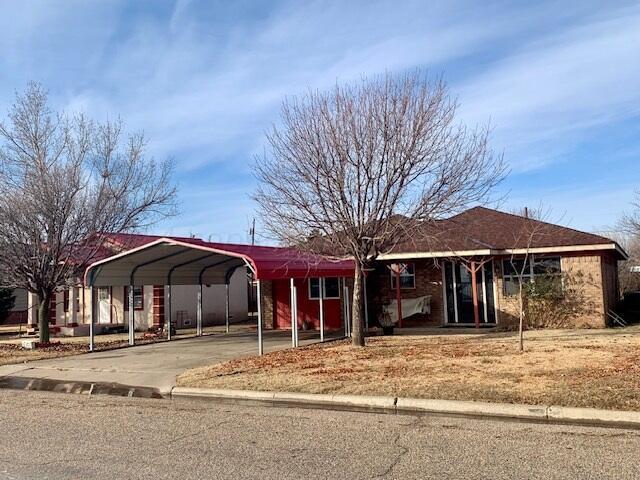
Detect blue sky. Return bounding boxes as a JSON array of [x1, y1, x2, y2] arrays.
[[1, 0, 639, 243]]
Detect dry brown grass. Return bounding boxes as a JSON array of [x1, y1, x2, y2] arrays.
[[0, 343, 87, 365], [0, 337, 165, 366], [177, 327, 640, 411]]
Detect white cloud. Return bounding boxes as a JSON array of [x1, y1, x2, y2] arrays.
[[457, 4, 640, 171]]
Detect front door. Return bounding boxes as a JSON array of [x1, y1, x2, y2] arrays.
[[97, 287, 111, 324], [443, 261, 496, 325]]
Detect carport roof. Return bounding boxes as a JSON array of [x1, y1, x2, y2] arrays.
[[85, 237, 355, 286]]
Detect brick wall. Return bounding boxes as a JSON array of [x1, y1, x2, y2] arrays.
[[560, 254, 606, 327], [259, 280, 274, 329], [367, 260, 444, 326], [494, 253, 612, 329], [152, 285, 165, 328], [601, 252, 619, 321]]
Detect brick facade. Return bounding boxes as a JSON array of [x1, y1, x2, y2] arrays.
[[259, 280, 274, 329], [258, 252, 620, 330], [493, 253, 619, 328], [367, 260, 444, 327]]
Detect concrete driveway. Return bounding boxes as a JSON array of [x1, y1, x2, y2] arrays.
[[0, 330, 328, 395]]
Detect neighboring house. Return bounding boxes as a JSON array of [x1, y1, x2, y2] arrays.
[[256, 207, 626, 330], [3, 288, 27, 324], [25, 234, 248, 335]]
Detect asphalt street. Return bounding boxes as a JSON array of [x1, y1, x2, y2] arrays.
[[1, 389, 639, 479]]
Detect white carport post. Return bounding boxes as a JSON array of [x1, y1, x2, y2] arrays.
[[169, 252, 219, 338], [89, 286, 95, 352], [343, 278, 351, 338], [256, 279, 263, 355], [225, 283, 230, 333], [197, 283, 203, 337], [319, 278, 325, 343], [128, 284, 135, 346], [290, 278, 298, 348], [166, 283, 172, 341]]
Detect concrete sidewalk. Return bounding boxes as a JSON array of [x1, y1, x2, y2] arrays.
[[0, 330, 330, 394]]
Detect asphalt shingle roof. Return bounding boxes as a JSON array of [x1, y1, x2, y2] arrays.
[[389, 206, 621, 255]]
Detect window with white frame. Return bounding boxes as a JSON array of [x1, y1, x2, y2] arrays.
[[308, 278, 341, 300], [389, 262, 416, 289], [502, 256, 561, 296]]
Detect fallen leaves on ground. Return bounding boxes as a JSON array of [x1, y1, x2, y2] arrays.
[[177, 327, 640, 411]]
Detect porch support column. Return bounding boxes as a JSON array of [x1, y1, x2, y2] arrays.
[[69, 286, 78, 327], [128, 285, 135, 346], [471, 261, 480, 329], [89, 286, 95, 352], [319, 278, 325, 343], [256, 280, 263, 355], [167, 284, 172, 341], [290, 278, 298, 347], [343, 278, 351, 338], [197, 283, 203, 336], [395, 269, 403, 328], [225, 283, 230, 334]]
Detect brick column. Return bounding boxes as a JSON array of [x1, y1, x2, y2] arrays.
[[260, 280, 274, 329], [152, 285, 165, 329]]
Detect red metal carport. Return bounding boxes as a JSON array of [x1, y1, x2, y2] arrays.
[[84, 237, 354, 354]]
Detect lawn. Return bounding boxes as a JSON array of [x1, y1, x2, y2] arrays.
[[177, 326, 640, 411]]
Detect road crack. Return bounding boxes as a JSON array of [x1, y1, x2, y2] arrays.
[[372, 416, 423, 479]]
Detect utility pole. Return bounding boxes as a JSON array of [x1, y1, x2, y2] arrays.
[[250, 218, 256, 245]]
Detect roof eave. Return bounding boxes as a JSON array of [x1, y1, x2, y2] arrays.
[[376, 243, 628, 261]]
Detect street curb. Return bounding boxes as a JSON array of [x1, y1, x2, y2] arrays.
[[171, 387, 396, 414], [171, 387, 640, 429]]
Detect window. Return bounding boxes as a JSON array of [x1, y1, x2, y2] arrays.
[[308, 278, 341, 299], [390, 262, 416, 289], [124, 286, 144, 310], [502, 256, 561, 296]]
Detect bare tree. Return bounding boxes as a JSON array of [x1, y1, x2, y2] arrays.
[[506, 206, 553, 352], [254, 72, 505, 347], [615, 196, 640, 295], [0, 83, 177, 342]]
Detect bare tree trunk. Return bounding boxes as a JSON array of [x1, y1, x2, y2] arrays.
[[38, 292, 51, 344], [518, 284, 524, 352], [351, 263, 365, 347]]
